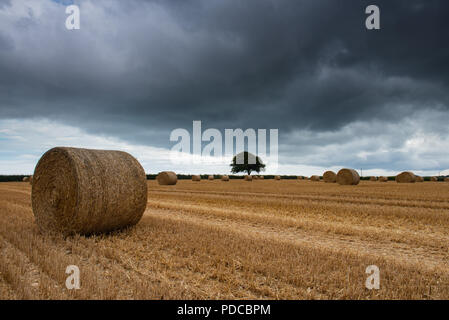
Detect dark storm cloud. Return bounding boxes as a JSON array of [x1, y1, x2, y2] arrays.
[[0, 0, 11, 9], [0, 0, 448, 154]]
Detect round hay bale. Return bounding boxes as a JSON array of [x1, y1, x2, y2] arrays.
[[323, 171, 337, 183], [395, 172, 416, 183], [369, 176, 377, 181], [379, 176, 388, 182], [31, 147, 147, 236], [336, 169, 360, 185], [156, 171, 177, 185], [430, 176, 438, 182], [244, 175, 253, 181], [208, 175, 214, 181], [192, 175, 201, 181], [444, 177, 449, 182], [253, 175, 258, 180], [274, 175, 281, 180], [221, 175, 229, 181], [416, 176, 424, 182], [259, 176, 264, 180], [23, 176, 30, 182], [310, 175, 320, 182]]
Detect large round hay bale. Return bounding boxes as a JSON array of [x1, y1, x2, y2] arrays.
[[156, 171, 177, 185], [369, 176, 377, 181], [310, 175, 320, 182], [416, 176, 424, 182], [337, 169, 360, 185], [323, 171, 336, 183], [379, 176, 388, 182], [23, 176, 30, 182], [31, 147, 147, 236], [208, 175, 214, 181], [395, 171, 416, 183], [430, 176, 438, 182], [192, 175, 201, 181], [221, 175, 229, 181], [274, 175, 281, 180], [244, 175, 253, 181]]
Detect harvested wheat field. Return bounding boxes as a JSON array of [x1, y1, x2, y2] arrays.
[[0, 180, 448, 300]]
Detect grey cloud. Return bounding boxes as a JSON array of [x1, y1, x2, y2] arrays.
[[280, 109, 449, 171], [0, 0, 10, 9], [0, 31, 14, 51], [0, 0, 448, 171]]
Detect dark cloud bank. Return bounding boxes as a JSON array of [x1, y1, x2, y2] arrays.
[[1, 0, 449, 171]]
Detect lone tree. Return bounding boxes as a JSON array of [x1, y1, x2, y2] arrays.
[[230, 151, 266, 176]]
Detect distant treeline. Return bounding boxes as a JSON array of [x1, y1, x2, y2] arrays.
[[0, 175, 31, 182], [147, 175, 448, 181], [359, 176, 448, 181], [146, 174, 302, 180], [1, 175, 447, 182]]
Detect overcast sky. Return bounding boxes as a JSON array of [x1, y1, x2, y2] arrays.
[[1, 0, 449, 175]]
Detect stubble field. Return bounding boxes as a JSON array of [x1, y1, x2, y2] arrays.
[[0, 180, 448, 299]]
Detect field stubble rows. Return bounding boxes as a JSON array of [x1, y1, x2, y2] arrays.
[[0, 180, 448, 299]]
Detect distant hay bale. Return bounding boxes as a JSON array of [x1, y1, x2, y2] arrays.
[[395, 171, 416, 183], [336, 169, 360, 185], [253, 175, 258, 180], [444, 177, 449, 182], [192, 175, 201, 181], [430, 176, 438, 182], [156, 171, 177, 185], [208, 175, 214, 181], [369, 176, 377, 181], [379, 176, 388, 182], [274, 176, 281, 180], [31, 147, 147, 236], [221, 175, 229, 181], [259, 176, 264, 180], [244, 175, 253, 181], [416, 176, 424, 182], [310, 175, 320, 182], [323, 171, 337, 183], [23, 176, 30, 182]]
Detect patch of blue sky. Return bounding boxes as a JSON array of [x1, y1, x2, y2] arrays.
[[51, 0, 75, 6]]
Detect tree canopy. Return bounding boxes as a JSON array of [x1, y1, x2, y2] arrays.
[[230, 152, 266, 176]]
